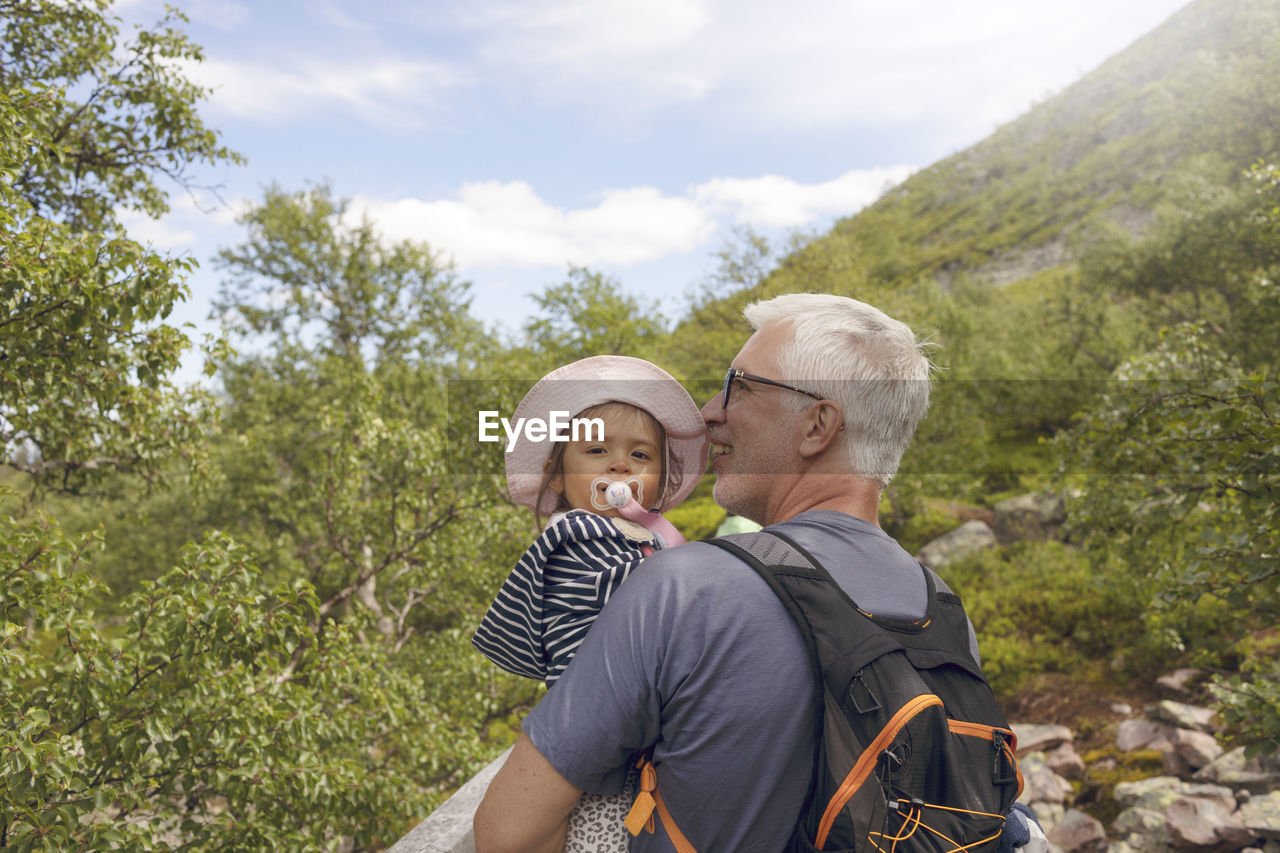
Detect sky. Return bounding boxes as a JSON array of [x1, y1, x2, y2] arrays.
[[110, 0, 1194, 381]]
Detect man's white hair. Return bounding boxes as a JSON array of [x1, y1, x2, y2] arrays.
[[744, 293, 934, 488]]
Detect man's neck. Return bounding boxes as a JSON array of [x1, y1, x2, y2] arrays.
[[763, 475, 881, 527]]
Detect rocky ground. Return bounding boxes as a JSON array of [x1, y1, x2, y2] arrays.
[[913, 494, 1279, 852], [1008, 669, 1279, 853]]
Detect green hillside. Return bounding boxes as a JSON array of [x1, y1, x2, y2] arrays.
[[669, 0, 1280, 378]]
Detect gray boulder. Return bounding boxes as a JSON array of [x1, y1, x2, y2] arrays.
[[992, 492, 1066, 543], [1015, 723, 1074, 756], [1048, 742, 1087, 781], [1164, 729, 1225, 777], [1048, 808, 1108, 853], [1165, 795, 1255, 853], [1157, 669, 1205, 699], [1150, 701, 1218, 734], [917, 520, 997, 568], [1018, 753, 1074, 806], [1118, 719, 1177, 752], [1239, 790, 1280, 840], [1195, 747, 1280, 794]]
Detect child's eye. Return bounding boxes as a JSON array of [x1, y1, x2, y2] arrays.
[[632, 451, 651, 462], [585, 446, 607, 455]]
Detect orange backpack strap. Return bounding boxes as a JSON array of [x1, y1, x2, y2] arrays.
[[624, 755, 698, 853]]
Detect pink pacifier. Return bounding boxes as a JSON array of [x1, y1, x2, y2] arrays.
[[600, 479, 686, 548]]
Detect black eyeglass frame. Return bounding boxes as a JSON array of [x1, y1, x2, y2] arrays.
[[721, 368, 826, 410]]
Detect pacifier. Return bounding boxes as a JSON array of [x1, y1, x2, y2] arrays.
[[590, 476, 644, 511], [590, 476, 686, 548]]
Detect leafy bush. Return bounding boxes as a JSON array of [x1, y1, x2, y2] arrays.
[[941, 541, 1153, 699]]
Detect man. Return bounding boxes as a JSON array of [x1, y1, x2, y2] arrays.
[[474, 293, 959, 852]]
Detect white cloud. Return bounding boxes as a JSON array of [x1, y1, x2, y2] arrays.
[[184, 0, 250, 30], [351, 166, 908, 271], [184, 56, 458, 127], [457, 0, 714, 113], [353, 181, 714, 268], [695, 167, 915, 228], [446, 0, 1189, 142]]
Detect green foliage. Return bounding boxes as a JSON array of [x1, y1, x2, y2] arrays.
[[663, 492, 725, 542], [1, 0, 238, 490], [1057, 162, 1280, 754], [0, 509, 536, 850], [942, 541, 1153, 699], [522, 266, 670, 366], [1212, 650, 1280, 758], [2, 0, 242, 228], [215, 183, 483, 368]]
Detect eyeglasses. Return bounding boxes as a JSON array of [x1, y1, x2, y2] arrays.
[[721, 368, 826, 410]]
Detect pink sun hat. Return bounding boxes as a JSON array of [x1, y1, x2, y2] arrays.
[[506, 356, 710, 515]]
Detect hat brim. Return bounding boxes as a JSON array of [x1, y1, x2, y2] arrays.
[[505, 356, 709, 515]]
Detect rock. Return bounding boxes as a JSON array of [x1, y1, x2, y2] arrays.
[[1150, 700, 1218, 734], [1015, 723, 1075, 756], [1157, 669, 1205, 699], [1115, 776, 1189, 813], [1112, 702, 1135, 716], [1035, 802, 1067, 834], [1018, 753, 1074, 806], [1110, 837, 1176, 853], [1113, 805, 1172, 840], [1117, 719, 1177, 752], [1047, 742, 1087, 781], [1173, 729, 1225, 772], [1165, 795, 1255, 853], [1112, 778, 1236, 814], [1048, 808, 1108, 853], [1239, 790, 1280, 840], [917, 520, 997, 568], [1195, 747, 1280, 794], [992, 492, 1066, 543]]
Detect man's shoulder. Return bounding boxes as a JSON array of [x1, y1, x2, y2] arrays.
[[640, 538, 761, 578]]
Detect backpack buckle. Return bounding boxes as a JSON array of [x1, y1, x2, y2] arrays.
[[849, 670, 881, 714], [991, 730, 1018, 785]]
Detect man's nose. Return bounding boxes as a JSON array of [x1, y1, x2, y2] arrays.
[[701, 393, 725, 426]]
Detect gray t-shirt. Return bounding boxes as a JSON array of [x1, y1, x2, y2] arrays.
[[521, 510, 972, 852]]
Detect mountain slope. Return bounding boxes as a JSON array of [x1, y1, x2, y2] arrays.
[[667, 0, 1280, 375]]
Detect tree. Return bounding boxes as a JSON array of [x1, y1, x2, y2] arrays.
[[1059, 164, 1280, 756], [3, 0, 240, 228], [523, 266, 669, 365], [1, 0, 240, 490]]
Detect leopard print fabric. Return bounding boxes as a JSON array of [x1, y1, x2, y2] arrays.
[[563, 767, 638, 852]]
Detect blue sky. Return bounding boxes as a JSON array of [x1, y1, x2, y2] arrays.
[[111, 0, 1192, 380]]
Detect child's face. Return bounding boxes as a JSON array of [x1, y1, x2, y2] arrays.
[[551, 406, 663, 518]]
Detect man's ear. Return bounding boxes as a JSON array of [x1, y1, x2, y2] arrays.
[[798, 401, 844, 458]]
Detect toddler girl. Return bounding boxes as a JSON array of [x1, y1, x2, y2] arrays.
[[472, 355, 708, 851]]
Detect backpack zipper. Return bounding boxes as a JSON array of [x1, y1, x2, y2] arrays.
[[814, 693, 943, 849]]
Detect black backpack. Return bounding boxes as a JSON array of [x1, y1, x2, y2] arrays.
[[707, 530, 1023, 853]]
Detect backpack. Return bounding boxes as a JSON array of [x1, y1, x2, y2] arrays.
[[716, 527, 1024, 845], [626, 530, 1023, 852]]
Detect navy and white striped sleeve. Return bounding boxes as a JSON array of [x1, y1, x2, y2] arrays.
[[471, 512, 650, 686]]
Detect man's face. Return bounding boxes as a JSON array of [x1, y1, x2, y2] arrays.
[[700, 323, 800, 524]]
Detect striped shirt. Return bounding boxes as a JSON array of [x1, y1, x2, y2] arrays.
[[472, 510, 658, 685]]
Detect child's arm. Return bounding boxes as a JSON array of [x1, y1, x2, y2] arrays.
[[472, 512, 650, 685]]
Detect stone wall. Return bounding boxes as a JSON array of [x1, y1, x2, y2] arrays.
[[387, 747, 511, 853]]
